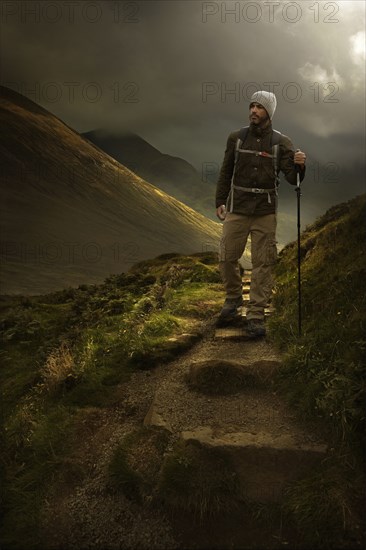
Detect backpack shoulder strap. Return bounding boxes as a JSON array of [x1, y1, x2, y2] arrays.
[[232, 126, 249, 180], [271, 129, 282, 186], [271, 129, 282, 146], [238, 126, 250, 142]]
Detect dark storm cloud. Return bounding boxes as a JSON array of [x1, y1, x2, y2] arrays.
[[1, 0, 365, 225]]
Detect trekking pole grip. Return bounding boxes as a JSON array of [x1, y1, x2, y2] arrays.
[[295, 148, 302, 184]]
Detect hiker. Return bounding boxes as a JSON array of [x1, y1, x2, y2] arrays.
[[215, 90, 306, 337]]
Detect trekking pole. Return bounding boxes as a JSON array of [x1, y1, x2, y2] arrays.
[[295, 152, 302, 337]]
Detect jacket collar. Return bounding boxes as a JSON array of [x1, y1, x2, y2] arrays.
[[249, 120, 273, 137]]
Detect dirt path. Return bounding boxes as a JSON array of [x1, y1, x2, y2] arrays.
[[40, 315, 328, 550]]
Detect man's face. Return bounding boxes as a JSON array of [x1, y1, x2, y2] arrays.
[[249, 102, 269, 125]]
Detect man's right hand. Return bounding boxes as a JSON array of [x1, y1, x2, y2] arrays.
[[216, 205, 227, 221]]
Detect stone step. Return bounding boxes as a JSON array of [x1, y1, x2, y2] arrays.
[[215, 325, 254, 340], [181, 426, 327, 502], [145, 358, 327, 503]]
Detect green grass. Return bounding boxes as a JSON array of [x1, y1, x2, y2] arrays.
[[268, 194, 366, 449], [157, 440, 239, 522], [282, 458, 364, 549], [1, 404, 74, 549], [0, 252, 224, 549], [267, 194, 366, 547], [3, 196, 365, 550], [108, 426, 171, 502]]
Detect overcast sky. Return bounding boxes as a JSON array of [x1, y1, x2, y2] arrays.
[[1, 0, 365, 227]]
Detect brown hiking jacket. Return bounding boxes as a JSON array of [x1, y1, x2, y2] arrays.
[[215, 123, 305, 215]]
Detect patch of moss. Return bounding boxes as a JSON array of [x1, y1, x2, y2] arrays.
[[165, 282, 223, 318]]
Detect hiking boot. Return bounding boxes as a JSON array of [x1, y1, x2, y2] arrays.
[[247, 318, 266, 338], [217, 296, 244, 326]]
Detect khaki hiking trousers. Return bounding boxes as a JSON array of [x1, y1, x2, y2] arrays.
[[218, 212, 277, 321]]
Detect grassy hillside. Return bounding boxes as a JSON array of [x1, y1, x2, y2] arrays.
[[0, 252, 222, 549], [0, 86, 220, 295], [1, 195, 365, 549], [268, 193, 366, 448], [82, 130, 216, 221], [267, 194, 366, 545]]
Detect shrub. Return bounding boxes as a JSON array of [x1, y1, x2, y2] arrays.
[[157, 441, 239, 521], [40, 341, 77, 393]]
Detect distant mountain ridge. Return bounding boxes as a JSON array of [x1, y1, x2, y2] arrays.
[[0, 86, 220, 295], [82, 130, 215, 220]]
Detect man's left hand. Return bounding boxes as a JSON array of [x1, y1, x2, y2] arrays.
[[294, 149, 306, 168]]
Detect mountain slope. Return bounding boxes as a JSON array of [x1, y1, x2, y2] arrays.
[[80, 131, 309, 248], [0, 86, 221, 294], [82, 130, 215, 219]]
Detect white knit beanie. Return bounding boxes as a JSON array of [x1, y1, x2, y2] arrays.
[[250, 91, 277, 120]]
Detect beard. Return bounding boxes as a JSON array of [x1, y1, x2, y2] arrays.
[[249, 113, 270, 128]]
